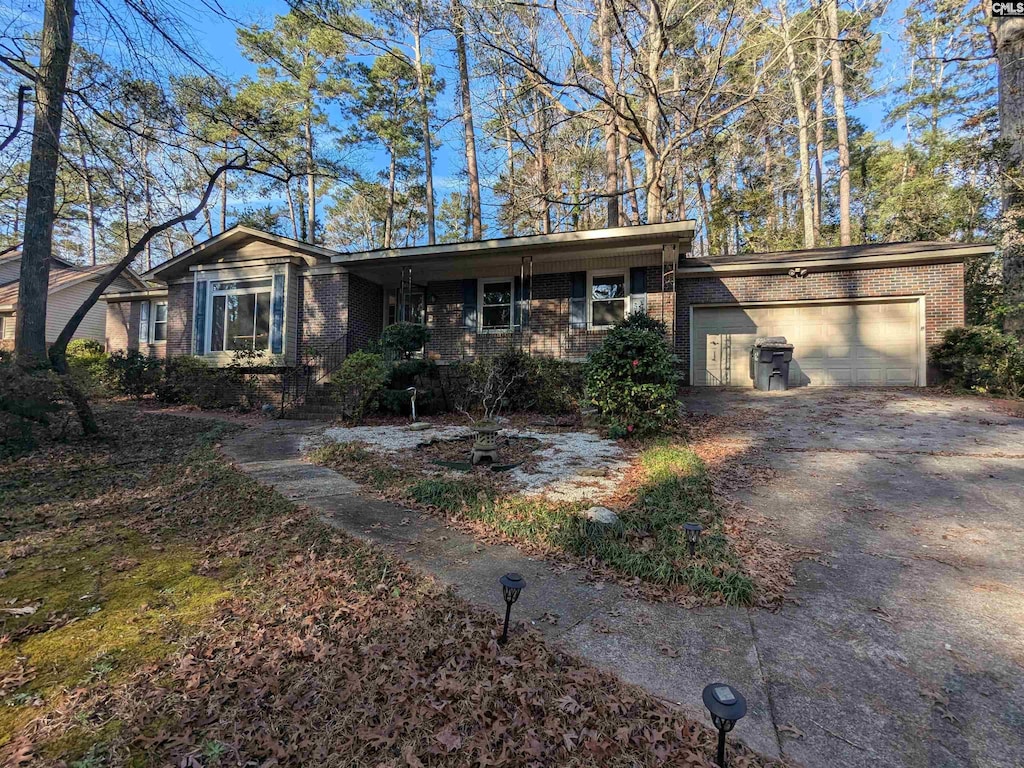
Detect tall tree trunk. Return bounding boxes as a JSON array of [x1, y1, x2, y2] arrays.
[[385, 150, 397, 248], [453, 0, 482, 240], [77, 136, 97, 266], [305, 109, 316, 243], [825, 0, 851, 245], [497, 61, 517, 236], [413, 12, 436, 244], [781, 1, 816, 248], [220, 142, 228, 232], [994, 15, 1024, 334], [599, 0, 619, 228], [814, 12, 825, 241], [642, 0, 665, 224], [141, 138, 154, 271], [15, 0, 75, 366], [622, 135, 641, 226], [285, 179, 299, 240]]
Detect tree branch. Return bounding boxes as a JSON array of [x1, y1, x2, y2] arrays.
[[0, 85, 31, 152]]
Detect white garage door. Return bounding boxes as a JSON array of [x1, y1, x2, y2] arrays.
[[692, 299, 923, 387]]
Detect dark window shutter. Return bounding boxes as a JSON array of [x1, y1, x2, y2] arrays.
[[193, 279, 208, 355], [569, 271, 586, 329], [270, 273, 285, 354], [630, 266, 648, 315], [462, 278, 478, 330]]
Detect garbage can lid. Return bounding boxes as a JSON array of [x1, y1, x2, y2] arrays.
[[754, 336, 792, 348]]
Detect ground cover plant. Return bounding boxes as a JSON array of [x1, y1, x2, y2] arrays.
[[309, 436, 757, 606], [1, 406, 781, 767]]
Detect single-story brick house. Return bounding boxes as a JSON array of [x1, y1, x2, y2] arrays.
[[102, 222, 993, 389]]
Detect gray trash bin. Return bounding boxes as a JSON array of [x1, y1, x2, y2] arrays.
[[750, 336, 794, 391]]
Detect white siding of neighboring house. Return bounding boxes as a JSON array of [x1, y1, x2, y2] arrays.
[[45, 276, 139, 344], [0, 258, 22, 285]]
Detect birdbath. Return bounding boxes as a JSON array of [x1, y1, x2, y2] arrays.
[[471, 421, 500, 465]]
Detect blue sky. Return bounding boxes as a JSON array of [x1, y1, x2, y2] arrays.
[[181, 0, 920, 228]]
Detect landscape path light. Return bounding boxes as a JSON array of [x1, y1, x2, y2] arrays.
[[499, 572, 526, 645], [702, 682, 747, 767], [684, 522, 703, 557]]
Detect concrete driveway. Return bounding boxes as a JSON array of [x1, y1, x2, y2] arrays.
[[685, 388, 1024, 768]]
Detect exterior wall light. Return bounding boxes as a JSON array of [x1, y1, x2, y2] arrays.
[[499, 572, 526, 645], [702, 683, 747, 767]]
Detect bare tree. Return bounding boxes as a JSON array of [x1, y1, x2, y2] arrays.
[[13, 0, 76, 367], [825, 0, 852, 245]]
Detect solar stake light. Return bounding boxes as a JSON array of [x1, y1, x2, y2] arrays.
[[702, 683, 747, 767], [499, 572, 526, 645], [684, 522, 703, 557]]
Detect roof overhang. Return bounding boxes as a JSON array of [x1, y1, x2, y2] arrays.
[[143, 226, 337, 282], [102, 287, 169, 303], [332, 221, 696, 267], [677, 242, 994, 278]]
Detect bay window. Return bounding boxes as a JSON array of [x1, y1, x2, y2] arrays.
[[209, 278, 272, 352]]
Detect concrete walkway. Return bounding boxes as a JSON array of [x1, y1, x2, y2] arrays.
[[221, 390, 1024, 768], [220, 422, 784, 761]]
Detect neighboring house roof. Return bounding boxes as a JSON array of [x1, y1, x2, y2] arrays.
[[0, 245, 79, 271], [0, 264, 147, 310], [677, 240, 995, 276]]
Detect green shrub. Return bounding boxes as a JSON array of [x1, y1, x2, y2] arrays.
[[617, 308, 668, 336], [531, 358, 585, 414], [931, 326, 1024, 397], [66, 339, 110, 396], [330, 350, 389, 421], [584, 315, 679, 436], [66, 339, 105, 356], [379, 323, 429, 359], [436, 353, 584, 416], [106, 350, 162, 399], [155, 357, 243, 409]]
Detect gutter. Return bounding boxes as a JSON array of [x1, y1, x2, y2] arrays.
[[676, 244, 994, 277]]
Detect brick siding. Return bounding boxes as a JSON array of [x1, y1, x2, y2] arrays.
[[167, 283, 193, 358], [104, 300, 167, 359], [675, 261, 964, 383], [347, 273, 384, 353], [423, 266, 674, 361], [300, 272, 348, 353]]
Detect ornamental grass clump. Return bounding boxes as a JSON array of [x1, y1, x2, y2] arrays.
[[584, 311, 679, 436]]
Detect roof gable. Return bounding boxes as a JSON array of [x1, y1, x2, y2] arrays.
[[144, 226, 336, 282]]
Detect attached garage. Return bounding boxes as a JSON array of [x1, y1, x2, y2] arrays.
[[675, 241, 993, 387], [691, 298, 924, 387]]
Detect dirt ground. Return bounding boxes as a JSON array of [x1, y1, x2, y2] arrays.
[[683, 387, 1024, 768]]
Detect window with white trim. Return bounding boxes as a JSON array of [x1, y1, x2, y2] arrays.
[[590, 272, 627, 328], [209, 278, 272, 352], [0, 314, 14, 340], [479, 278, 513, 331], [153, 301, 167, 342], [139, 300, 168, 344]]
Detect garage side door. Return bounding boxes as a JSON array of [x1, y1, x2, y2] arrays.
[[692, 299, 922, 386]]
